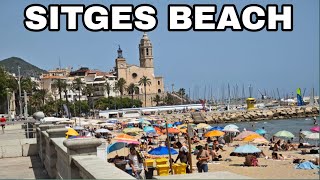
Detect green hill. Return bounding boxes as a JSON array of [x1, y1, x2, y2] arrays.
[[0, 57, 47, 77]]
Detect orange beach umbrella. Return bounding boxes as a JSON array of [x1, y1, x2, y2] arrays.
[[204, 130, 225, 137]]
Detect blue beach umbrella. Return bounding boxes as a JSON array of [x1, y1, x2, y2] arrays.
[[255, 129, 267, 135], [144, 126, 156, 133], [233, 144, 261, 154], [173, 122, 183, 126], [209, 126, 224, 131], [107, 142, 127, 154], [148, 146, 178, 155]]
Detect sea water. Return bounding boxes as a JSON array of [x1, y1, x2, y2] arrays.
[[211, 117, 319, 142]]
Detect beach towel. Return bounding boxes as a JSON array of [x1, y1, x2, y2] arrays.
[[295, 161, 319, 170]]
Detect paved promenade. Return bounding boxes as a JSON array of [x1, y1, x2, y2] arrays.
[[0, 123, 49, 179]]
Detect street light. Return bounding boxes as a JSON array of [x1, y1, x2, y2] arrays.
[[18, 66, 23, 119], [6, 88, 11, 122]]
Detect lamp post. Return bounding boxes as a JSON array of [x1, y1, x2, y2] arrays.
[[18, 66, 23, 119], [6, 88, 11, 122]]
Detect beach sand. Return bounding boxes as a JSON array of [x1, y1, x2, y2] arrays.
[[107, 139, 319, 179]]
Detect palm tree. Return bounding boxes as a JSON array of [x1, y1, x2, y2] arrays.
[[153, 94, 161, 106], [83, 84, 95, 110], [139, 76, 151, 107], [126, 83, 137, 100], [72, 78, 85, 116], [52, 79, 65, 117], [105, 82, 111, 97], [115, 78, 126, 98]]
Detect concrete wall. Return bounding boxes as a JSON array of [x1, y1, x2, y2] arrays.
[[36, 124, 134, 179]]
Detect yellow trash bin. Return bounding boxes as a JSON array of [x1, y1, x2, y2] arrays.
[[145, 159, 155, 167], [156, 164, 170, 176], [172, 164, 180, 174], [156, 158, 167, 166], [177, 163, 187, 174]]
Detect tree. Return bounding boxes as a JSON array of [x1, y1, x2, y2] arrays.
[[139, 76, 151, 107], [52, 79, 67, 117], [115, 78, 126, 97], [178, 88, 186, 97], [105, 82, 111, 97], [164, 93, 175, 105], [153, 94, 161, 106], [126, 83, 137, 100], [72, 78, 85, 116], [83, 84, 95, 110]]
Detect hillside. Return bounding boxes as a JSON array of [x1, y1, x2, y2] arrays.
[[0, 57, 47, 77]]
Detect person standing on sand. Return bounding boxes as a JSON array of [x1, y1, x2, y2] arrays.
[[299, 129, 304, 143], [196, 145, 209, 173], [0, 116, 6, 133]]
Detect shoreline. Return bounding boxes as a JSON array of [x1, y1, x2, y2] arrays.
[[145, 106, 319, 124]]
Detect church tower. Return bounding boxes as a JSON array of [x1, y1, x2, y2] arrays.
[[139, 33, 154, 68], [115, 45, 127, 80]]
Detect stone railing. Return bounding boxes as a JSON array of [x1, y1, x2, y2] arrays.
[[36, 124, 134, 179]]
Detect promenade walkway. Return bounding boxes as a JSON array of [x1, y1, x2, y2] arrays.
[[0, 123, 49, 179]]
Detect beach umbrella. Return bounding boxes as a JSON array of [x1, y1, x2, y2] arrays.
[[95, 129, 111, 133], [114, 134, 140, 144], [224, 124, 239, 129], [305, 133, 319, 140], [173, 121, 183, 126], [223, 128, 240, 132], [301, 131, 313, 136], [310, 126, 320, 133], [73, 126, 84, 130], [196, 123, 212, 129], [66, 128, 79, 136], [233, 144, 261, 154], [295, 161, 318, 170], [208, 126, 224, 131], [140, 119, 151, 125], [204, 130, 225, 137], [107, 142, 126, 154], [123, 127, 143, 134], [255, 129, 267, 135], [144, 126, 156, 133], [243, 134, 264, 142], [114, 134, 135, 141], [251, 137, 269, 144], [146, 132, 159, 137], [234, 131, 257, 140], [148, 146, 178, 155], [274, 130, 295, 138], [162, 128, 180, 134]]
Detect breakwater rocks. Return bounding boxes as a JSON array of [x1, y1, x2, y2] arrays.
[[160, 106, 319, 124]]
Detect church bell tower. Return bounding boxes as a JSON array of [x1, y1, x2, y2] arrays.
[[139, 33, 154, 68]]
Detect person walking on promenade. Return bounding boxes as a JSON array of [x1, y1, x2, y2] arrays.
[[0, 115, 6, 133]]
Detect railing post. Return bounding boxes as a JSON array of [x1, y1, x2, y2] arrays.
[[45, 128, 68, 178], [63, 138, 102, 179]]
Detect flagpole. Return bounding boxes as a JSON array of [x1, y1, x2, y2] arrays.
[[165, 121, 173, 175]]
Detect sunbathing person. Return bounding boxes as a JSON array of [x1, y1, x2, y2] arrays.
[[212, 147, 222, 161]]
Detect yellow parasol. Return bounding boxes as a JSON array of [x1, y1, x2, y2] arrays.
[[242, 134, 264, 142], [65, 128, 79, 138], [204, 130, 225, 137]]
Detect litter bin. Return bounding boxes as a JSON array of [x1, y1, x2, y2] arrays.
[[145, 167, 155, 179], [156, 164, 169, 176]]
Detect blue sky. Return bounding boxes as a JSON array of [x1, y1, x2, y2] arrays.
[[0, 0, 319, 100]]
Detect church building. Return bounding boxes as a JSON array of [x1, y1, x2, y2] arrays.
[[114, 33, 164, 106]]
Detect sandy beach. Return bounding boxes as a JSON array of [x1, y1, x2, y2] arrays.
[[106, 136, 319, 179]]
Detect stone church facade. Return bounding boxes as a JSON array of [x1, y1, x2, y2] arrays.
[[114, 33, 165, 106]]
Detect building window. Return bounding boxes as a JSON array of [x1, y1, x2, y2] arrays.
[[146, 48, 149, 55], [132, 73, 137, 78], [158, 89, 161, 93], [158, 81, 160, 85]]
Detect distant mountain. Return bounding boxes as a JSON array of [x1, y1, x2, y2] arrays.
[[0, 57, 47, 78]]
